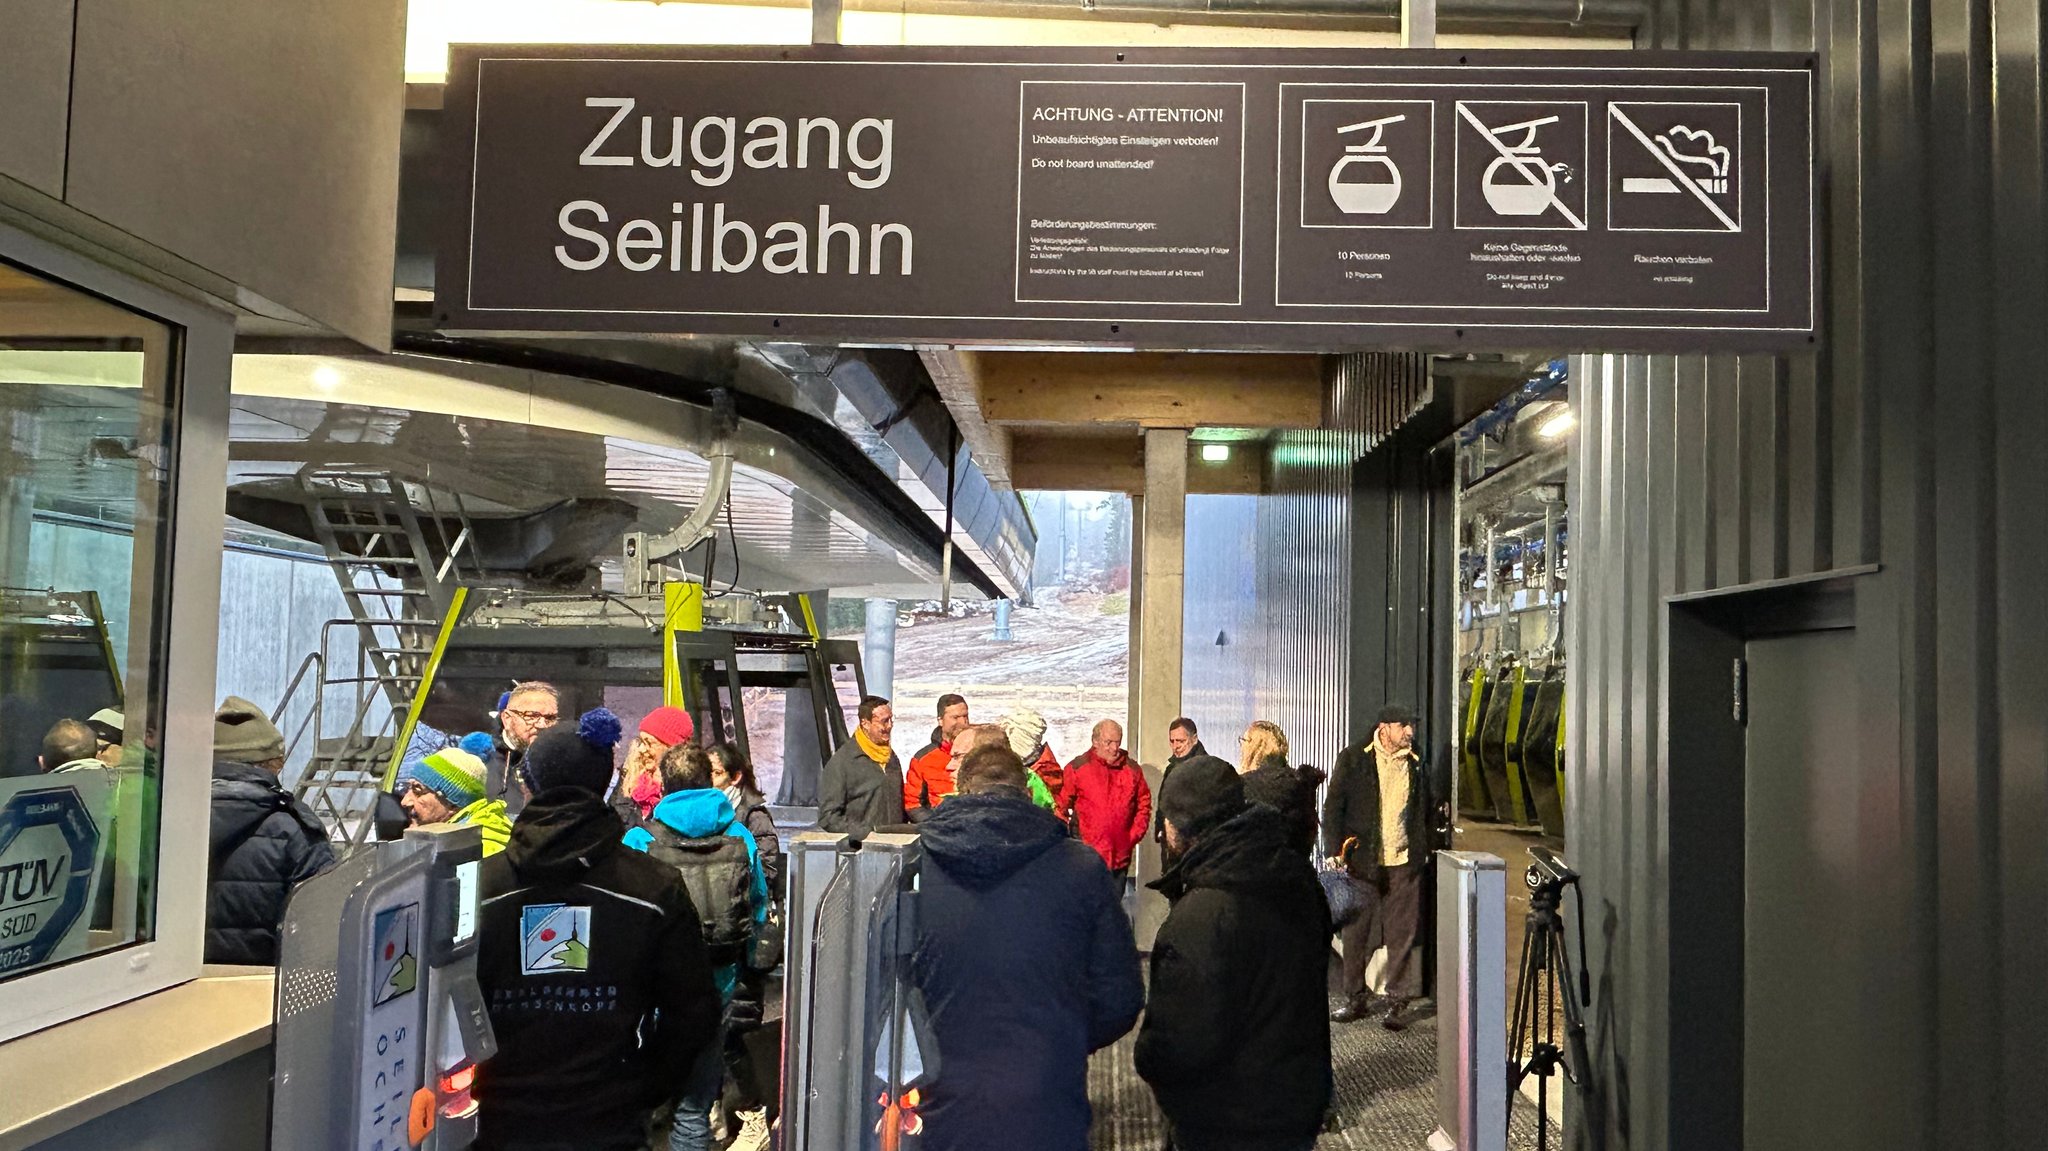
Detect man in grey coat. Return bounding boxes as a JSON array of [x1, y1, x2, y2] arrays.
[[818, 695, 906, 842]]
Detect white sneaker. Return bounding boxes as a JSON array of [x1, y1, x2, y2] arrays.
[[728, 1107, 771, 1151], [710, 1103, 729, 1143]]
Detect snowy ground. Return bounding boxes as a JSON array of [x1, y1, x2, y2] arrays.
[[864, 591, 1131, 763]]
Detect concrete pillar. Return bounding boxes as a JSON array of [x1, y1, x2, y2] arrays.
[[1134, 429, 1187, 767], [863, 598, 897, 701], [1125, 494, 1145, 743], [1129, 434, 1186, 952], [992, 597, 1013, 641]]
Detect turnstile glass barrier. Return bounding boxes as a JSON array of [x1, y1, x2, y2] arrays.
[[781, 831, 939, 1151]]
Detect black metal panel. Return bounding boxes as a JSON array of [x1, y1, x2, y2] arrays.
[[1566, 0, 2048, 1147]]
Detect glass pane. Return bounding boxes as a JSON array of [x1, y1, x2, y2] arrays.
[[0, 260, 176, 981]]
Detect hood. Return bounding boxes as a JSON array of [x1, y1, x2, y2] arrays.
[[920, 791, 1069, 890], [1152, 804, 1316, 902], [210, 760, 290, 856], [505, 788, 626, 879], [649, 788, 739, 838]]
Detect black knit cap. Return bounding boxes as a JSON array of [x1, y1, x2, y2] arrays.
[[519, 707, 623, 796], [1157, 754, 1246, 841], [1376, 703, 1419, 727]]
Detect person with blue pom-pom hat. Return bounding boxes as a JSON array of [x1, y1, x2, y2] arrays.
[[473, 705, 722, 1151]]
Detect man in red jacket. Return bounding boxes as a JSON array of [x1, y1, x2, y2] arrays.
[[1056, 719, 1152, 882]]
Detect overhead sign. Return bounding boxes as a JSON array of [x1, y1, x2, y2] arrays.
[[0, 775, 112, 976], [439, 47, 1815, 351]]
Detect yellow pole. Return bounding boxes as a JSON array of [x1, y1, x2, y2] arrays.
[[662, 581, 705, 709], [382, 585, 468, 791]]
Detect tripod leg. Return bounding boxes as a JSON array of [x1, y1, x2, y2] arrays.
[[1510, 917, 1543, 1082], [1550, 922, 1593, 1089]]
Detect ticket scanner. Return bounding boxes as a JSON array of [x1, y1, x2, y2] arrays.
[[272, 825, 497, 1151]]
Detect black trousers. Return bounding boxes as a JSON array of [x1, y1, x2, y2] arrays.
[[1340, 863, 1423, 1000]]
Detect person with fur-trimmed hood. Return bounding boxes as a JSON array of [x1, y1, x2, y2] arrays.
[[473, 708, 720, 1151]]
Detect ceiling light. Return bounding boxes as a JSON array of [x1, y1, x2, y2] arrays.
[[1537, 409, 1575, 439], [1200, 444, 1230, 462], [311, 364, 344, 392]]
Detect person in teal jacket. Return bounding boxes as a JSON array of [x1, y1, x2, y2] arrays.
[[624, 743, 770, 1151]]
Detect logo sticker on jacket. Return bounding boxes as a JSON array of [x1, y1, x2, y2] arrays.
[[520, 903, 592, 974]]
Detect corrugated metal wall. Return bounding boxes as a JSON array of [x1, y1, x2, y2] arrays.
[[1181, 429, 1364, 771], [1569, 0, 2048, 1146], [1179, 351, 1432, 769]]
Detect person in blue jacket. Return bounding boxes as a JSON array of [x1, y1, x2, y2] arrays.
[[624, 742, 771, 1151], [910, 730, 1146, 1151]]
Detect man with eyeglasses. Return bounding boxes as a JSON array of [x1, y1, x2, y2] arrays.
[[490, 681, 561, 816], [819, 695, 905, 843]]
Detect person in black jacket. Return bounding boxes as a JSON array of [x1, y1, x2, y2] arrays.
[[1153, 717, 1208, 844], [1240, 752, 1324, 859], [913, 738, 1144, 1151], [1137, 756, 1331, 1151], [205, 696, 334, 966], [1323, 704, 1439, 1029], [817, 695, 905, 842], [708, 741, 781, 897], [477, 707, 721, 1151]]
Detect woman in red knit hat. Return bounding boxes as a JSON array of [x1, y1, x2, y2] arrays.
[[612, 705, 695, 831]]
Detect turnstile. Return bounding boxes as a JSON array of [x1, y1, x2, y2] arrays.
[[272, 824, 496, 1151], [1428, 852, 1507, 1151], [782, 832, 940, 1151]]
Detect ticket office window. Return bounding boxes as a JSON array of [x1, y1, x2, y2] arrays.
[[0, 228, 231, 1041]]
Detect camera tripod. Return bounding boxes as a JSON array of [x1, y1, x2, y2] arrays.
[[1508, 861, 1592, 1151]]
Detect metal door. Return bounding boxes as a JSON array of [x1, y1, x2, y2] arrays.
[[1743, 627, 1860, 1151]]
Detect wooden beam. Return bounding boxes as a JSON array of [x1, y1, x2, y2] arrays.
[[918, 347, 1013, 489], [1008, 431, 1265, 495], [1009, 431, 1143, 493], [966, 350, 1324, 429]]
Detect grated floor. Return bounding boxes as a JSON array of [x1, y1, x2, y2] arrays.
[[1087, 983, 1561, 1150]]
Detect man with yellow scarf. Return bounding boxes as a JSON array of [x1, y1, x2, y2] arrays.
[[819, 695, 907, 842]]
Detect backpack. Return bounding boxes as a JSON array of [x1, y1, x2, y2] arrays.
[[644, 823, 754, 957]]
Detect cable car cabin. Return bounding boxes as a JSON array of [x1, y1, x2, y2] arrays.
[[416, 588, 862, 823]]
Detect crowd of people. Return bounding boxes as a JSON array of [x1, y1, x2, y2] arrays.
[[62, 677, 1444, 1150]]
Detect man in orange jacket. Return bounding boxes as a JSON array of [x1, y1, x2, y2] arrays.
[[905, 693, 971, 818]]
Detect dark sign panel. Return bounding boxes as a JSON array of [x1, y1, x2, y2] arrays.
[[440, 46, 1815, 351]]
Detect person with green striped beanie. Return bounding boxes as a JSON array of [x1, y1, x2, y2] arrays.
[[401, 735, 513, 856]]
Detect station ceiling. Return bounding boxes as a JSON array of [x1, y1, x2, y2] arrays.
[[0, 348, 1018, 600]]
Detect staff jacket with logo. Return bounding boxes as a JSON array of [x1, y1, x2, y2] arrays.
[[475, 788, 719, 1147]]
